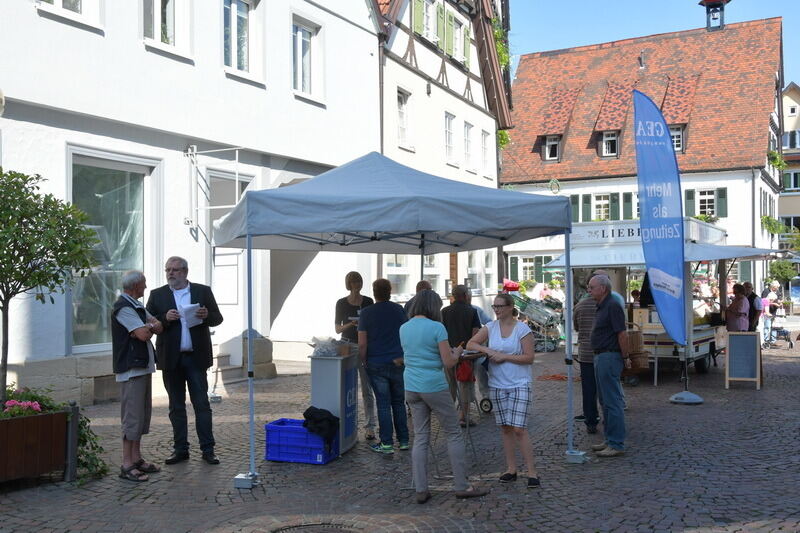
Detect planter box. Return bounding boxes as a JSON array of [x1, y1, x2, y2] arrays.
[[0, 411, 68, 482]]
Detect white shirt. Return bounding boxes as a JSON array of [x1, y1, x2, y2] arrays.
[[486, 320, 533, 389], [114, 294, 156, 382], [171, 283, 193, 352]]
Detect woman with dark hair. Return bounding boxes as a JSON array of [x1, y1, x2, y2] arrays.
[[401, 289, 487, 503], [467, 292, 539, 489], [335, 271, 376, 441]]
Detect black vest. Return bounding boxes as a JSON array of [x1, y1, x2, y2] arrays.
[[746, 292, 759, 326], [112, 296, 151, 374]]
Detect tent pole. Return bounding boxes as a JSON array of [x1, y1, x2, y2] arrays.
[[234, 234, 260, 489], [420, 234, 425, 281], [563, 230, 587, 463]]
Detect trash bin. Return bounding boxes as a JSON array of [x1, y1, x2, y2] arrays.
[[310, 346, 359, 455]]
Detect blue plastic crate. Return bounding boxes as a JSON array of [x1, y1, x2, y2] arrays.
[[265, 418, 339, 465]]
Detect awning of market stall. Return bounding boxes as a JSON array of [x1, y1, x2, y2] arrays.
[[547, 242, 780, 267]]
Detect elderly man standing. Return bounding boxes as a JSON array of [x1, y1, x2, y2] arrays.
[[112, 270, 163, 482], [573, 294, 599, 434], [147, 256, 223, 465], [587, 275, 628, 458], [743, 282, 763, 333]]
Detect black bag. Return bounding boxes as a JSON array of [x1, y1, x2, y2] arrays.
[[302, 406, 340, 453]]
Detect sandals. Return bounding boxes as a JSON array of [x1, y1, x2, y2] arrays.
[[119, 464, 148, 482], [135, 458, 161, 473]]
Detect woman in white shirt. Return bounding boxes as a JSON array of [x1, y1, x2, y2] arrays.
[[467, 293, 539, 489]]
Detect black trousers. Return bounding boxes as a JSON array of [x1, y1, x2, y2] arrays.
[[162, 353, 215, 453], [579, 361, 600, 427]]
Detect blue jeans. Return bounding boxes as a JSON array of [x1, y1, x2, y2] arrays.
[[594, 352, 625, 451], [162, 353, 215, 453], [366, 362, 409, 446], [763, 316, 775, 343], [578, 361, 599, 428]]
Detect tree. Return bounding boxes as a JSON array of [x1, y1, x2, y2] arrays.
[[0, 169, 97, 402], [768, 259, 796, 285]]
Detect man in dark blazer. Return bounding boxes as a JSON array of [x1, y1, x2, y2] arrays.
[[146, 256, 223, 465]]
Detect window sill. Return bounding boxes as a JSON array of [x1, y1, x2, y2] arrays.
[[36, 3, 104, 34], [465, 167, 477, 175], [293, 90, 326, 108], [446, 161, 460, 169], [398, 144, 416, 153], [144, 38, 195, 63], [223, 67, 266, 88]]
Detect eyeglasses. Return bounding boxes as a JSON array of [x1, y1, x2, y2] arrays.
[[491, 304, 510, 309], [165, 268, 186, 273]]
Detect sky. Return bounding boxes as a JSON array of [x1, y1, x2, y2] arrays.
[[508, 0, 799, 84]]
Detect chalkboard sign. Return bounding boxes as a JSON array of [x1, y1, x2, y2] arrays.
[[725, 332, 761, 390]]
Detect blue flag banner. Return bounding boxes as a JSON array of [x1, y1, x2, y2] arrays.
[[632, 90, 687, 346]]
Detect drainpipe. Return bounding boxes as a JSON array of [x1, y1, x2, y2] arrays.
[[377, 25, 387, 278]]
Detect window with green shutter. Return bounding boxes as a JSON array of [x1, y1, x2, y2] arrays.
[[445, 11, 454, 56], [716, 187, 727, 217], [412, 0, 424, 35], [436, 3, 445, 50], [463, 26, 470, 68], [582, 194, 591, 222], [610, 192, 620, 220], [570, 195, 579, 222], [510, 256, 519, 281], [623, 192, 633, 220], [739, 260, 752, 283], [685, 189, 695, 216]]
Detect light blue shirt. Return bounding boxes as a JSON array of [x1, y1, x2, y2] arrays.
[[400, 317, 449, 393]]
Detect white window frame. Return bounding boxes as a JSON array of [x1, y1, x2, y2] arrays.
[[601, 131, 619, 157], [698, 189, 716, 216], [669, 125, 684, 152], [423, 0, 438, 42], [445, 112, 456, 165], [784, 171, 800, 191], [594, 193, 610, 221], [453, 18, 464, 62], [143, 0, 192, 59], [789, 105, 798, 117], [463, 121, 474, 172], [783, 130, 800, 150], [36, 0, 102, 31], [545, 135, 561, 161], [291, 15, 323, 102], [223, 0, 251, 73], [397, 89, 411, 150], [481, 130, 491, 174]]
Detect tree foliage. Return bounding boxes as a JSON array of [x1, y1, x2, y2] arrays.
[[768, 259, 796, 285], [0, 169, 98, 402]]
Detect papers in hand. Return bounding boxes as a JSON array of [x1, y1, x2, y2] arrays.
[[180, 303, 203, 328]]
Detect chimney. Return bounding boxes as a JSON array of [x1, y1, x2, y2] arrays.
[[698, 0, 731, 32]]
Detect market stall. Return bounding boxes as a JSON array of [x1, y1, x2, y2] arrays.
[[548, 218, 778, 385], [213, 152, 576, 486]]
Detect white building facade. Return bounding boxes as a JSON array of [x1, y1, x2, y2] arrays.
[[0, 0, 383, 402]]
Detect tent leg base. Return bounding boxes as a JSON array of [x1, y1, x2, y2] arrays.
[[669, 391, 704, 405], [565, 450, 589, 464], [233, 472, 261, 489]]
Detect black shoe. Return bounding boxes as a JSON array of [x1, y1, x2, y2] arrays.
[[498, 472, 517, 483], [527, 477, 541, 489], [201, 451, 220, 465], [164, 451, 190, 465]]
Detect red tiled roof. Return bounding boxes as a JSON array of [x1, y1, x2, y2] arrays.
[[540, 86, 582, 135], [501, 18, 783, 184]]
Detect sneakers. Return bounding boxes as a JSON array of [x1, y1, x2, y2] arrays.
[[595, 446, 625, 458], [590, 442, 608, 451], [398, 441, 410, 451], [369, 442, 394, 454]]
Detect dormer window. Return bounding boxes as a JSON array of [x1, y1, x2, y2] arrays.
[[600, 131, 619, 157], [669, 125, 685, 152], [543, 135, 561, 161], [789, 105, 798, 117]]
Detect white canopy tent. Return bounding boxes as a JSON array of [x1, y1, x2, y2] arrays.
[[213, 152, 579, 485], [547, 242, 780, 267]]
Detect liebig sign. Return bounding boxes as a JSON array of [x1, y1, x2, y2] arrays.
[[632, 90, 687, 346]]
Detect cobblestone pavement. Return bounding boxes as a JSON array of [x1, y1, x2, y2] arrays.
[[2, 342, 800, 533]]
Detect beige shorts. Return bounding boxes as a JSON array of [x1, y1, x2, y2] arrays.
[[120, 373, 152, 441]]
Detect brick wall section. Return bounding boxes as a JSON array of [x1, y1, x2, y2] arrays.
[[502, 18, 783, 184]]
